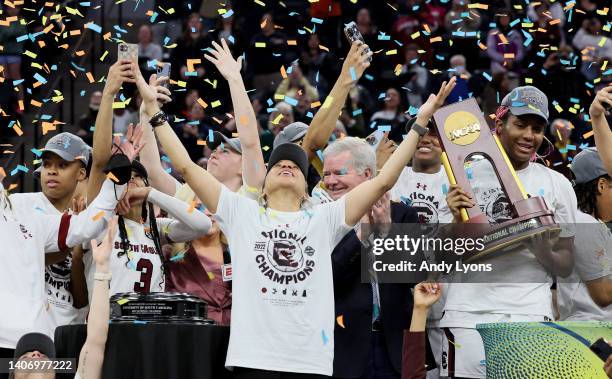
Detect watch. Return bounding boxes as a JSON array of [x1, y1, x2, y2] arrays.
[[411, 121, 429, 137], [149, 111, 168, 128], [94, 272, 112, 281]]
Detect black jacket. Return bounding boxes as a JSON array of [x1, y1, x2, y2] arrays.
[[332, 202, 418, 377]]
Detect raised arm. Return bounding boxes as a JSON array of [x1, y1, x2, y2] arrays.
[[344, 78, 457, 226], [87, 60, 134, 203], [204, 39, 266, 190], [134, 63, 223, 213], [589, 85, 612, 176], [301, 42, 373, 163], [76, 217, 118, 379], [138, 74, 177, 195], [121, 186, 212, 242]]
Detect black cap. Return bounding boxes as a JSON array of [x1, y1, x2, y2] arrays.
[[266, 143, 309, 179], [14, 333, 56, 359]]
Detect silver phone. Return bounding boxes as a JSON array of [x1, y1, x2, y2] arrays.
[[343, 21, 372, 62]]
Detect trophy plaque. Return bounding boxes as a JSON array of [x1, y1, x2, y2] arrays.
[[432, 98, 560, 262], [110, 292, 214, 324]]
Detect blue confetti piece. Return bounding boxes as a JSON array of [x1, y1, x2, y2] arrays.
[[170, 252, 185, 261], [349, 66, 357, 81], [208, 130, 214, 142], [316, 150, 324, 162], [40, 114, 52, 120], [442, 183, 449, 195], [127, 261, 136, 270], [321, 330, 329, 345], [222, 9, 234, 18], [163, 36, 171, 45], [288, 11, 300, 16], [184, 71, 198, 77], [378, 32, 390, 41], [378, 125, 391, 132], [311, 17, 323, 24], [306, 111, 313, 118], [86, 22, 102, 33], [133, 320, 148, 325], [566, 144, 576, 151], [70, 62, 86, 72], [284, 96, 298, 106], [400, 196, 412, 206], [267, 98, 273, 106], [31, 148, 42, 157], [12, 79, 25, 86], [113, 25, 128, 34], [16, 34, 29, 43], [579, 143, 589, 149], [364, 74, 374, 81], [569, 98, 580, 104], [161, 155, 171, 162], [10, 165, 29, 176], [303, 209, 314, 218], [352, 109, 363, 116], [538, 188, 545, 197], [482, 72, 492, 81], [228, 35, 235, 44], [378, 92, 386, 100], [147, 59, 159, 69], [408, 106, 419, 116]]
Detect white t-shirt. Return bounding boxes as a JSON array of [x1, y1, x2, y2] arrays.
[[214, 186, 352, 375], [558, 211, 611, 321], [0, 180, 123, 348], [390, 166, 452, 326], [441, 161, 577, 327], [9, 192, 85, 329], [390, 166, 453, 225], [85, 218, 166, 297], [84, 187, 211, 298]]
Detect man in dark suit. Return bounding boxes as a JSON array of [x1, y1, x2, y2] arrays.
[[320, 136, 423, 379]]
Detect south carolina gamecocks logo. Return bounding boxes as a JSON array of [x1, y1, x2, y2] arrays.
[[268, 240, 304, 273]]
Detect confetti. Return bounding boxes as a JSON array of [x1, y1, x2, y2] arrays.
[[336, 315, 345, 328], [117, 298, 129, 305], [92, 211, 105, 221], [321, 330, 329, 345]]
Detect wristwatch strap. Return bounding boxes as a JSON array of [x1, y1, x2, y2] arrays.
[[411, 121, 429, 137]]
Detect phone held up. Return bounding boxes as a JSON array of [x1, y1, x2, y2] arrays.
[[343, 21, 372, 63]]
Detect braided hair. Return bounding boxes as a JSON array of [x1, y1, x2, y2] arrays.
[[574, 174, 610, 220], [116, 160, 167, 290]]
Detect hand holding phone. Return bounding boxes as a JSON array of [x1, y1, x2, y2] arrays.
[[118, 43, 138, 62], [344, 22, 372, 63]]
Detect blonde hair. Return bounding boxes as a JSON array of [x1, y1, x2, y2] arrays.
[[170, 184, 197, 258]]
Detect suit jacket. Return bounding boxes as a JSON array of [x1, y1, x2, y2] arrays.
[[332, 202, 418, 377]]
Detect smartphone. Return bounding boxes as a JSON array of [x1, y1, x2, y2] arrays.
[[156, 62, 171, 88], [365, 130, 385, 150], [590, 338, 612, 362], [343, 21, 372, 62], [118, 43, 138, 62]]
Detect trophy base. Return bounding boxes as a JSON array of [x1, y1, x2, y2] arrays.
[[110, 292, 214, 324], [457, 197, 560, 262]]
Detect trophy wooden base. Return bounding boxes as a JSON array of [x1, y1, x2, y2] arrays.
[[455, 197, 561, 262]]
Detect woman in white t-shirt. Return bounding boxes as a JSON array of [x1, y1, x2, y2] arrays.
[[85, 159, 212, 298], [135, 51, 457, 377]]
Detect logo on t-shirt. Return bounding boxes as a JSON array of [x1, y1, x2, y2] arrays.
[[254, 229, 316, 285]]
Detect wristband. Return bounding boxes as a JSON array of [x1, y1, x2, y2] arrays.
[[149, 111, 168, 128], [94, 272, 112, 281], [411, 122, 429, 137]]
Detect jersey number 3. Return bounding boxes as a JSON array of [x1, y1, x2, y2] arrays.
[[134, 258, 153, 292]]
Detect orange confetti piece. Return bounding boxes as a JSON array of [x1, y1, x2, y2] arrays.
[[310, 101, 321, 108], [478, 42, 487, 50], [187, 200, 196, 213], [92, 211, 105, 221], [69, 29, 81, 36], [197, 140, 206, 146], [239, 115, 249, 125], [498, 34, 509, 44], [12, 125, 23, 136], [280, 65, 287, 79], [197, 98, 208, 109], [186, 58, 201, 72], [18, 100, 24, 111], [549, 19, 560, 25], [8, 183, 17, 191], [30, 100, 42, 107], [583, 130, 594, 139], [86, 72, 94, 83], [430, 36, 442, 43], [0, 167, 5, 178], [503, 53, 515, 59], [319, 44, 329, 52], [106, 171, 119, 183], [287, 40, 297, 46], [336, 315, 345, 328]]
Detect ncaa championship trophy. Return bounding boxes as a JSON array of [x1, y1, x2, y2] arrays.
[[432, 98, 560, 262]]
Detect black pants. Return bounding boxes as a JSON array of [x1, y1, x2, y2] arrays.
[[0, 348, 15, 379], [233, 367, 329, 379]]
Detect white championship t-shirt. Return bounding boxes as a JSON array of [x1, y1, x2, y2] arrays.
[[441, 160, 577, 327], [558, 211, 611, 321], [9, 192, 85, 329], [214, 186, 352, 375], [84, 218, 166, 297]]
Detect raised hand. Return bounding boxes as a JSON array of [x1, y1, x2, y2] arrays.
[[104, 60, 135, 96], [341, 41, 373, 85], [203, 39, 243, 81], [589, 85, 612, 119], [417, 76, 457, 123], [375, 132, 397, 170], [413, 282, 442, 310], [133, 63, 161, 116], [91, 216, 118, 267], [112, 123, 145, 161]]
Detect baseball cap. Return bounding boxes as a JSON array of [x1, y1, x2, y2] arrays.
[[500, 85, 549, 123], [208, 131, 242, 154], [35, 132, 91, 178], [266, 143, 309, 179], [273, 122, 309, 148], [570, 147, 608, 184], [14, 333, 56, 359]]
